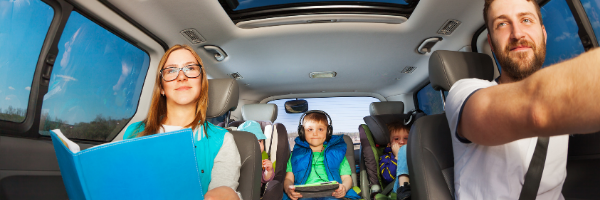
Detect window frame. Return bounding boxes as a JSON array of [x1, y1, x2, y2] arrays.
[[0, 0, 157, 143]]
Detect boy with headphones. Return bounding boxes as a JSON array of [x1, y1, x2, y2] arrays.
[[283, 110, 361, 200]]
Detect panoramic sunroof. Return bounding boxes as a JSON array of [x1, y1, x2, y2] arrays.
[[219, 0, 419, 24], [234, 0, 409, 11]]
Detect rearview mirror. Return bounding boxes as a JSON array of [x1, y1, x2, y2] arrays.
[[284, 99, 308, 113]]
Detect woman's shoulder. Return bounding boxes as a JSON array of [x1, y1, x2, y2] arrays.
[[123, 121, 145, 139]]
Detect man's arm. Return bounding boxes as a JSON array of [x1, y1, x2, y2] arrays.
[[459, 48, 600, 146]]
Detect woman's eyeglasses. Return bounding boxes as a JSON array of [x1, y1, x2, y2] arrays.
[[160, 64, 202, 82]]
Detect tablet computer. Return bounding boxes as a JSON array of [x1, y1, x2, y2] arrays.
[[294, 181, 339, 198]]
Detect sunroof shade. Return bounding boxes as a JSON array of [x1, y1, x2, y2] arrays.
[[235, 0, 409, 11]]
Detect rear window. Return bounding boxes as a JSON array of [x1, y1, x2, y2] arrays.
[[38, 11, 149, 141], [269, 96, 380, 148]]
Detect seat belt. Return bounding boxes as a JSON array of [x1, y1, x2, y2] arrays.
[[518, 136, 550, 200]]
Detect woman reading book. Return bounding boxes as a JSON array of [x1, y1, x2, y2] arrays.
[[122, 44, 242, 200]]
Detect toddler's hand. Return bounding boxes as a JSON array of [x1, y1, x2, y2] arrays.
[[263, 159, 273, 172], [392, 143, 401, 158], [332, 184, 347, 198]]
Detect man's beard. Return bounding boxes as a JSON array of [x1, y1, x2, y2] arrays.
[[494, 38, 546, 81]]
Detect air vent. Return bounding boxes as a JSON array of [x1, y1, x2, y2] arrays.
[[437, 19, 461, 35], [180, 28, 206, 44], [230, 72, 243, 80], [401, 66, 416, 74]]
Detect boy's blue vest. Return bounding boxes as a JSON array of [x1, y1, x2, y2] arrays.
[[283, 135, 361, 199], [123, 121, 227, 194]]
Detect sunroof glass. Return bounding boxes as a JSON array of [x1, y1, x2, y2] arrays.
[[235, 0, 409, 11]]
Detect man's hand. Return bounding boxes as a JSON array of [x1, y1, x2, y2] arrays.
[[332, 184, 347, 198], [285, 185, 302, 200], [392, 143, 401, 159]]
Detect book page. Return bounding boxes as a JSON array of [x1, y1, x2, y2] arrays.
[[51, 129, 81, 153]]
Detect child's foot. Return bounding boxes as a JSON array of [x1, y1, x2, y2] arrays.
[[396, 182, 411, 200]]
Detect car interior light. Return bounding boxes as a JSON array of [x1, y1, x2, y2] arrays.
[[309, 71, 337, 78]]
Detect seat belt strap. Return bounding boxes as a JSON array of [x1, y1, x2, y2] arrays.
[[518, 136, 550, 200]]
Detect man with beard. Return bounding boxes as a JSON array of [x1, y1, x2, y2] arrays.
[[445, 0, 600, 199]]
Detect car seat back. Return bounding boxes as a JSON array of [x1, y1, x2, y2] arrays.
[[359, 101, 408, 199], [217, 103, 291, 199], [206, 79, 261, 200], [407, 50, 494, 200]]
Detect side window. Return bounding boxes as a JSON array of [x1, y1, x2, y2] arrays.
[[0, 0, 53, 122], [38, 11, 150, 141], [580, 0, 600, 44], [416, 83, 444, 115], [539, 0, 586, 67], [269, 97, 380, 148]]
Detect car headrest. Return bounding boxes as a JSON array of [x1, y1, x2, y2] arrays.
[[363, 114, 412, 146], [206, 79, 239, 118], [369, 102, 405, 116], [242, 104, 278, 122], [429, 50, 495, 91]]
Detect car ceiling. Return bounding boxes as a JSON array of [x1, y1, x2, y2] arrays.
[[102, 0, 486, 102]]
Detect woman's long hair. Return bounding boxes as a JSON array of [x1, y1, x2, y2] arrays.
[[136, 44, 209, 137]]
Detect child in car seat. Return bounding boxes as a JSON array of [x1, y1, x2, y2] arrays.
[[380, 121, 411, 199], [237, 120, 275, 187], [283, 110, 361, 200], [379, 121, 410, 199]]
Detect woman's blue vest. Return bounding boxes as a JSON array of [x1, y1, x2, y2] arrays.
[[123, 121, 228, 194], [283, 135, 361, 199]]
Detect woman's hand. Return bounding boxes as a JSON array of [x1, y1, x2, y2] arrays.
[[332, 184, 347, 198], [285, 185, 302, 200]]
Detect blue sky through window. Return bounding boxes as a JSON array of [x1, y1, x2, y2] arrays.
[[235, 0, 408, 11], [40, 11, 149, 126], [0, 0, 53, 122]]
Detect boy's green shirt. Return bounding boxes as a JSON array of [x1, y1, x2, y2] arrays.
[[286, 145, 352, 185]]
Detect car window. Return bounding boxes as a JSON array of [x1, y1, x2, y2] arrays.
[[38, 11, 150, 141], [580, 0, 600, 44], [540, 0, 586, 67], [0, 0, 53, 122], [416, 83, 444, 115], [269, 97, 380, 148]]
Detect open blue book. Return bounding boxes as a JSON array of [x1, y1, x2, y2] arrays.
[[50, 128, 204, 200]]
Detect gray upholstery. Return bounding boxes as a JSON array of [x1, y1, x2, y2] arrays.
[[229, 130, 262, 200], [220, 118, 291, 199], [407, 114, 455, 200], [363, 114, 412, 146], [369, 101, 405, 115], [429, 50, 495, 91], [206, 79, 239, 118], [242, 104, 278, 122], [343, 135, 358, 188], [262, 123, 291, 200]]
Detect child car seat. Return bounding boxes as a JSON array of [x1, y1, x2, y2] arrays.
[[359, 101, 409, 199], [218, 103, 291, 199]]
